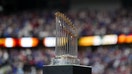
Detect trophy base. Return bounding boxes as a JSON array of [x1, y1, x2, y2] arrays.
[[51, 55, 80, 65], [43, 65, 91, 74]]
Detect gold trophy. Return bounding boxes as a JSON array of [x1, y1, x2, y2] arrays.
[[51, 12, 80, 65]]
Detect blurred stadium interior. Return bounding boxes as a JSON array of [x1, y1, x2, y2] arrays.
[[0, 0, 132, 74]]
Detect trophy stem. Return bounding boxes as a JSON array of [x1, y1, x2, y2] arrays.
[[51, 54, 80, 65]]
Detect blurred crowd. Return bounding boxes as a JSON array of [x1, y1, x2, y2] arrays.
[[79, 45, 132, 74], [0, 48, 55, 74], [0, 45, 131, 74], [0, 8, 132, 74], [0, 8, 132, 38]]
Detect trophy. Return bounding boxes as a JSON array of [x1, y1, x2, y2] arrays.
[[51, 12, 80, 65], [43, 12, 91, 74]]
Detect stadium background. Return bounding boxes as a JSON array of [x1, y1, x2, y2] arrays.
[[0, 0, 132, 74]]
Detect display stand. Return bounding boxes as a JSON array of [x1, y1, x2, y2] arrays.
[[43, 65, 91, 74]]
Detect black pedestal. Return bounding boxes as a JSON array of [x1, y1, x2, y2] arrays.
[[43, 65, 91, 74]]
